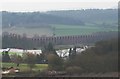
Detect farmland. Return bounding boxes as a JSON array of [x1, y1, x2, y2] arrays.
[[3, 27, 53, 37], [2, 62, 48, 72], [2, 9, 118, 37], [2, 62, 48, 77], [2, 23, 118, 37], [52, 24, 117, 36]]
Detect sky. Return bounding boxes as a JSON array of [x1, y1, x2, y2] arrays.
[[0, 0, 119, 12]]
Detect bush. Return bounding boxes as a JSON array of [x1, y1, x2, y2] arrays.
[[66, 66, 83, 75], [39, 70, 48, 76]]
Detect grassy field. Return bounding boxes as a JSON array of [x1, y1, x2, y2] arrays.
[[2, 62, 48, 72], [3, 23, 118, 37], [52, 24, 118, 36]]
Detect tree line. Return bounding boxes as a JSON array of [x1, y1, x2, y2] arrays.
[[2, 31, 117, 49], [2, 9, 117, 28]]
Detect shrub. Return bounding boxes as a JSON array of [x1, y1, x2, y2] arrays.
[[66, 66, 83, 75]]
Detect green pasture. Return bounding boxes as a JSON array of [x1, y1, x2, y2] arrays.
[[2, 62, 48, 72], [52, 24, 118, 36]]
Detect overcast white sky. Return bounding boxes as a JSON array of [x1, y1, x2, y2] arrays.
[[0, 0, 119, 12]]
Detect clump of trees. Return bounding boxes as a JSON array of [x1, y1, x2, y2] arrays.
[[43, 43, 64, 71], [43, 42, 57, 55], [65, 38, 118, 74], [47, 54, 64, 71], [22, 53, 36, 70]]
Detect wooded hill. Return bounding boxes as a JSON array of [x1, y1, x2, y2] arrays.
[[2, 9, 117, 28]]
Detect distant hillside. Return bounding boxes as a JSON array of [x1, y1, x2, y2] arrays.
[[2, 11, 84, 28], [2, 9, 117, 28], [46, 9, 117, 23]]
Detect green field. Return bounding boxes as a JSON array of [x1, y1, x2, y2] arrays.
[[2, 62, 48, 72], [3, 23, 118, 37], [52, 24, 118, 36]]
